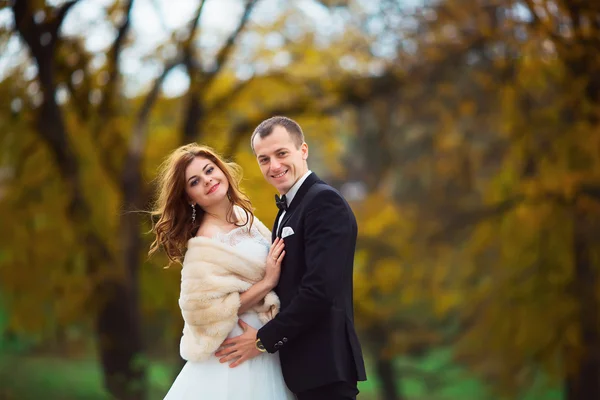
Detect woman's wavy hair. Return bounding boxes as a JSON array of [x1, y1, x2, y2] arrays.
[[148, 143, 254, 265]]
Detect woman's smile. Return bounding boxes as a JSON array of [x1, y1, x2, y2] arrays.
[[207, 182, 220, 194]]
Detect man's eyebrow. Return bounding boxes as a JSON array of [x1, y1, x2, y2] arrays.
[[257, 148, 289, 159]]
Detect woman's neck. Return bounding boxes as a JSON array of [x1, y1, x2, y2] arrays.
[[202, 200, 236, 226]]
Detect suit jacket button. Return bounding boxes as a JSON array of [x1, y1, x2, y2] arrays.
[[277, 341, 284, 346], [283, 337, 288, 343], [274, 343, 280, 349]]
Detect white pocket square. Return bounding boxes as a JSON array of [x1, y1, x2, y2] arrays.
[[281, 227, 295, 239]]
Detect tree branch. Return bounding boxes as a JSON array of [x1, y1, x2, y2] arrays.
[[580, 183, 600, 200], [522, 0, 568, 50], [121, 58, 181, 212], [12, 1, 41, 58], [430, 195, 525, 242], [182, 0, 207, 69], [203, 0, 259, 85], [99, 0, 135, 120], [93, 0, 135, 187], [430, 183, 600, 242], [189, 0, 207, 43], [176, 0, 208, 144], [205, 76, 256, 115], [128, 59, 181, 164], [49, 0, 80, 37]]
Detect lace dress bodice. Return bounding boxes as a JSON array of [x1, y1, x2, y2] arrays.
[[212, 223, 271, 264]]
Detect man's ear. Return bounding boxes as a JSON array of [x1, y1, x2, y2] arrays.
[[301, 142, 309, 160]]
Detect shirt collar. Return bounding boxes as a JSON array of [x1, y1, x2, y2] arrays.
[[284, 170, 312, 206]]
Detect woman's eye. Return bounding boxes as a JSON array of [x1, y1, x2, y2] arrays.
[[207, 167, 214, 174], [190, 179, 199, 186]]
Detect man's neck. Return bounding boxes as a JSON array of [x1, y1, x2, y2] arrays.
[[282, 170, 312, 203]]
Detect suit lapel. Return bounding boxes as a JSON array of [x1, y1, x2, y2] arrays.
[[277, 172, 322, 237], [272, 208, 283, 242]]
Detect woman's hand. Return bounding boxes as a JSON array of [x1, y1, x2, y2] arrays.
[[237, 238, 285, 315], [264, 237, 285, 289]]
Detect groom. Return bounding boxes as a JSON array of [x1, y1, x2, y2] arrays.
[[217, 116, 366, 399]]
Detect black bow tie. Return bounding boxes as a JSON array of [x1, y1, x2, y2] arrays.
[[275, 194, 288, 211]]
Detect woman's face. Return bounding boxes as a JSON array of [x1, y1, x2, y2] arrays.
[[184, 156, 230, 209]]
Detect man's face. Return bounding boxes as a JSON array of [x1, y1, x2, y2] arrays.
[[253, 125, 308, 195]]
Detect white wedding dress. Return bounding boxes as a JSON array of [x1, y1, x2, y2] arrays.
[[164, 224, 295, 400]]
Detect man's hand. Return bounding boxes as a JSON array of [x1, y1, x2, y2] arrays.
[[215, 319, 262, 368]]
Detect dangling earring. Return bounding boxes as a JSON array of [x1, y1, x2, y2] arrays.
[[191, 203, 196, 223]]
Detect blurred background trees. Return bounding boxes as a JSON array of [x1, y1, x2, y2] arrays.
[[1, 0, 599, 399]]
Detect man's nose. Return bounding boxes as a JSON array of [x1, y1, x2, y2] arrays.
[[271, 159, 282, 170]]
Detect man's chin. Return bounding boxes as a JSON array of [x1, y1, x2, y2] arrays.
[[273, 183, 290, 194]]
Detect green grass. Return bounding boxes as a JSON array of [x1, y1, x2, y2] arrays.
[[357, 349, 563, 400], [0, 355, 174, 400], [0, 350, 564, 400]]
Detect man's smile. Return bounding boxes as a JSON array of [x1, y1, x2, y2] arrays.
[[272, 170, 288, 179]]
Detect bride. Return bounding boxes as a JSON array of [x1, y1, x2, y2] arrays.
[[149, 143, 294, 399]]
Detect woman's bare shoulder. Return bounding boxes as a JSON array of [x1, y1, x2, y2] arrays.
[[195, 222, 221, 239]]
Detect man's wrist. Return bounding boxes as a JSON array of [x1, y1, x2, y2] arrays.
[[255, 336, 267, 353]]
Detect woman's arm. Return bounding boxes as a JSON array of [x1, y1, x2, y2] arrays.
[[238, 279, 275, 315], [238, 238, 285, 315]]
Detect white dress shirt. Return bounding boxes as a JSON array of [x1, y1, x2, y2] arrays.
[[276, 170, 312, 233]]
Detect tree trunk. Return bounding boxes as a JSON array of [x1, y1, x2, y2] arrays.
[[366, 324, 403, 400], [13, 3, 146, 398], [375, 355, 403, 400], [96, 165, 146, 400], [182, 90, 204, 144], [96, 280, 145, 400], [97, 146, 149, 400], [566, 206, 600, 400]]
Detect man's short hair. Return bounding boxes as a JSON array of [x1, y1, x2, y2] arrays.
[[250, 116, 305, 153]]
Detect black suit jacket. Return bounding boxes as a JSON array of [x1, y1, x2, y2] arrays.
[[257, 173, 367, 393]]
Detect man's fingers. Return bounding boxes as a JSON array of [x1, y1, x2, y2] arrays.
[[230, 355, 246, 368], [215, 345, 235, 358], [220, 338, 235, 346], [238, 319, 249, 330], [219, 350, 239, 363]]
